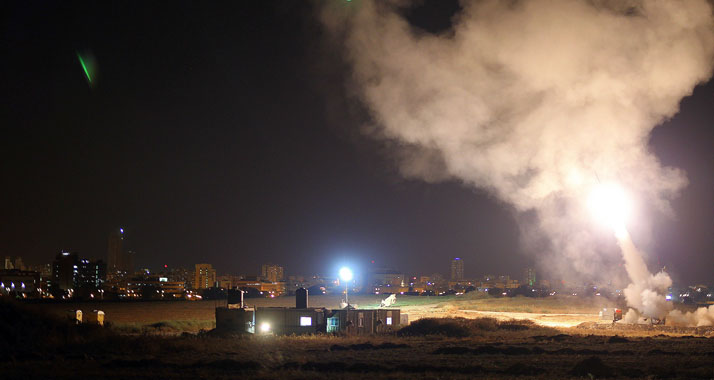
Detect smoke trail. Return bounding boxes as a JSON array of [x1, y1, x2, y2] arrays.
[[321, 1, 714, 322], [618, 230, 714, 326], [617, 230, 672, 321]]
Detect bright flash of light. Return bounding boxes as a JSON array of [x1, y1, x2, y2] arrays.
[[259, 322, 271, 333], [339, 267, 353, 282], [587, 183, 630, 237]]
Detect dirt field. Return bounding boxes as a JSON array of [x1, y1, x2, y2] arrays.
[[24, 294, 611, 332], [7, 297, 714, 379]]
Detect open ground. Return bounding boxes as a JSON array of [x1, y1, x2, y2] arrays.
[[23, 293, 618, 333], [6, 295, 714, 379]]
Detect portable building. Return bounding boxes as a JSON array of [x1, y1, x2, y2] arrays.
[[327, 308, 402, 335], [255, 307, 326, 335]]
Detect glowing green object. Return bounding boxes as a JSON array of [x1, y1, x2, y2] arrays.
[[77, 53, 92, 83]]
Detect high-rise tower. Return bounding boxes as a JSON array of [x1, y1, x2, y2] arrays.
[[450, 257, 464, 281], [107, 228, 125, 274]]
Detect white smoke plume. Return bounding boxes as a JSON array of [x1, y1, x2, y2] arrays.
[[618, 231, 672, 321], [321, 1, 714, 325], [668, 305, 714, 327]]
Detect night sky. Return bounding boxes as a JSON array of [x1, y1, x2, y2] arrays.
[[2, 1, 712, 283]]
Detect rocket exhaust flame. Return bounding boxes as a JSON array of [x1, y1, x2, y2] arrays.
[[587, 183, 630, 238]]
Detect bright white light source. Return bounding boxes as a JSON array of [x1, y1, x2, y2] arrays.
[[339, 267, 353, 282], [587, 183, 630, 234], [300, 316, 312, 326], [260, 322, 271, 333]]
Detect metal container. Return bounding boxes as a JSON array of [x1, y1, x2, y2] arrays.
[[255, 307, 325, 335], [215, 307, 254, 333], [296, 287, 308, 309]]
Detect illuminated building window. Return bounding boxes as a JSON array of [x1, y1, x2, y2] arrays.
[[386, 317, 392, 325], [300, 316, 312, 326]]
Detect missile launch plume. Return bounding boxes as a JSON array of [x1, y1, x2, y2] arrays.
[[321, 0, 714, 325]]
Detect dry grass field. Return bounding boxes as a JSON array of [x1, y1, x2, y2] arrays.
[[23, 294, 615, 333], [7, 296, 714, 379]]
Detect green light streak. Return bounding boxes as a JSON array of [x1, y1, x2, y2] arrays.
[[77, 53, 92, 83]]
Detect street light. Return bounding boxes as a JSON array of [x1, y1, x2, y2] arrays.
[[339, 267, 353, 308]]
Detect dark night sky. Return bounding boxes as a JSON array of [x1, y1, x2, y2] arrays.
[[2, 1, 712, 284]]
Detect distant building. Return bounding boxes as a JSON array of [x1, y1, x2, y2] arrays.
[[52, 252, 77, 291], [430, 273, 447, 287], [125, 277, 186, 299], [450, 258, 464, 281], [107, 228, 134, 276], [367, 268, 405, 293], [4, 256, 25, 271], [107, 229, 123, 272], [125, 250, 136, 274], [157, 266, 192, 286], [194, 263, 216, 289], [217, 275, 243, 289], [234, 279, 286, 296], [76, 258, 106, 289], [0, 269, 40, 297], [261, 264, 284, 282], [51, 251, 106, 293], [523, 268, 536, 287]]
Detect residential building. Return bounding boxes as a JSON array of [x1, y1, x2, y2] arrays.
[[194, 263, 216, 289], [523, 268, 537, 287], [261, 264, 284, 282], [51, 251, 106, 293]]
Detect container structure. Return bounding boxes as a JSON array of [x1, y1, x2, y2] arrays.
[[255, 307, 326, 335], [327, 308, 402, 335], [215, 307, 255, 333]]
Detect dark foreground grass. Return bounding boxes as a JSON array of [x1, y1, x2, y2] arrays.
[[398, 316, 548, 337], [4, 299, 714, 379]]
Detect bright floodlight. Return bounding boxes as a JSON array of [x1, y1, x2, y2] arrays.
[[588, 183, 630, 233], [339, 267, 353, 282], [259, 322, 271, 333]]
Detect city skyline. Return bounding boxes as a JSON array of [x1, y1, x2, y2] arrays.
[[2, 1, 713, 285]]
